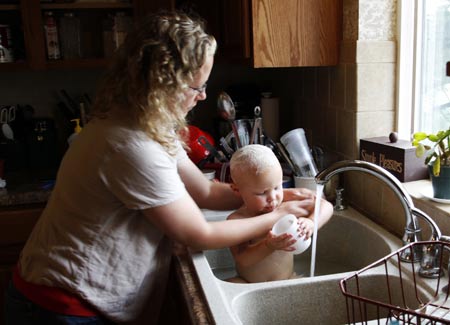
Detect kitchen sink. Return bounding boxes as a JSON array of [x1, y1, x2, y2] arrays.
[[205, 207, 396, 280], [190, 207, 404, 324], [231, 273, 432, 325]]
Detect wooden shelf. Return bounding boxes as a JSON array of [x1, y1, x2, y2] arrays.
[[45, 57, 109, 69], [0, 61, 29, 71], [0, 4, 20, 10], [40, 2, 133, 10]]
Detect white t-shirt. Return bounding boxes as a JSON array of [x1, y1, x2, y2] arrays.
[[19, 118, 188, 322]]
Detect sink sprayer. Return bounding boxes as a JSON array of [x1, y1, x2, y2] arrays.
[[315, 160, 450, 278]]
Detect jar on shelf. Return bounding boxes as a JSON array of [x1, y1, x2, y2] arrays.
[[59, 12, 81, 59], [113, 12, 132, 49], [0, 24, 14, 63], [102, 14, 115, 57], [43, 11, 61, 60]]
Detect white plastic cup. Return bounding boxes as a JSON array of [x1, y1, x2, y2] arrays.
[[280, 128, 318, 177], [272, 214, 311, 255]]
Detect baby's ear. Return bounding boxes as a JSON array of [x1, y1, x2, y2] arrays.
[[230, 183, 241, 196]]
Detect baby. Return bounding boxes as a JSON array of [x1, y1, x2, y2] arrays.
[[227, 144, 315, 283]]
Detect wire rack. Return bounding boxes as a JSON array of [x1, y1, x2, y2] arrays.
[[340, 241, 450, 324]]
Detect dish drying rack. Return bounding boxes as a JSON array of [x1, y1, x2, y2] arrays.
[[340, 241, 450, 324]]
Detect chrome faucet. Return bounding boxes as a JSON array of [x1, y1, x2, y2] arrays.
[[315, 160, 444, 276]]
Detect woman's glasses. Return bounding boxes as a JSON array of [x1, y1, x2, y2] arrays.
[[189, 83, 207, 94]]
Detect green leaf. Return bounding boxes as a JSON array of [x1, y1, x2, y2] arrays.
[[415, 143, 426, 157], [428, 134, 439, 142], [433, 158, 441, 176], [413, 132, 428, 141]]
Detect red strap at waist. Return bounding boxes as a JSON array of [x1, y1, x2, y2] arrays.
[[13, 265, 98, 317]]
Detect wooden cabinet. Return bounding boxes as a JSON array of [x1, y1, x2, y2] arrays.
[[177, 0, 342, 67], [0, 0, 342, 71], [0, 0, 171, 71], [251, 0, 342, 67], [0, 203, 44, 325]]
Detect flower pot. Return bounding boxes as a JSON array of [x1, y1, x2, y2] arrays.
[[429, 164, 450, 199]]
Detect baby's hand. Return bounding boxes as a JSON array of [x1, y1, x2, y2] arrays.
[[297, 217, 314, 240], [265, 231, 298, 252]]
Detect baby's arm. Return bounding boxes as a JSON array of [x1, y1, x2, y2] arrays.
[[229, 232, 297, 268], [227, 211, 297, 268]]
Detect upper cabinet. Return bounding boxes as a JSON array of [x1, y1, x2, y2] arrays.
[[0, 0, 171, 71], [176, 0, 342, 68], [0, 0, 342, 71], [251, 0, 342, 67]]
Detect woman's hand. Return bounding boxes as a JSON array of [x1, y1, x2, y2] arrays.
[[283, 187, 315, 202], [278, 198, 315, 218]]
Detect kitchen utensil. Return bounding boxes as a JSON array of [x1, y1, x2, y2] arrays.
[[217, 91, 236, 121], [234, 119, 253, 147], [1, 106, 15, 140], [219, 136, 234, 158], [59, 89, 78, 116], [198, 135, 228, 163], [253, 105, 261, 117], [250, 118, 263, 144], [250, 106, 263, 144], [217, 91, 242, 149]]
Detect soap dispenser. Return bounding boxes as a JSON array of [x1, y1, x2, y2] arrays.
[[68, 118, 82, 146]]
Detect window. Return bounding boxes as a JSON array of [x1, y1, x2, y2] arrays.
[[397, 0, 450, 139]]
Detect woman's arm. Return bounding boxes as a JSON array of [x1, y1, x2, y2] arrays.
[[177, 158, 242, 210], [143, 194, 316, 250]]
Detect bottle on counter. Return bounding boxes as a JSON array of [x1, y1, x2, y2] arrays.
[[43, 11, 61, 60], [67, 118, 82, 146]]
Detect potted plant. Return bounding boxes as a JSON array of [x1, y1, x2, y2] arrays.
[[412, 128, 450, 199]]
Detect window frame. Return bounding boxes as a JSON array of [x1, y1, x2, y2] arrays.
[[396, 0, 418, 140], [397, 0, 450, 139]]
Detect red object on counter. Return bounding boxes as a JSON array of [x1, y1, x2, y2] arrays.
[[184, 125, 215, 164]]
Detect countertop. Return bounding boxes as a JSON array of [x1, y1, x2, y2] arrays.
[[172, 243, 213, 324], [0, 169, 54, 207]]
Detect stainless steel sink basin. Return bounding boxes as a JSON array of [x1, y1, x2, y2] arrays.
[[192, 207, 403, 324]]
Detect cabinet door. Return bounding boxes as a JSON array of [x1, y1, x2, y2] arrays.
[[219, 0, 251, 60], [0, 203, 44, 325], [251, 0, 342, 67], [0, 1, 29, 69], [0, 0, 167, 71]]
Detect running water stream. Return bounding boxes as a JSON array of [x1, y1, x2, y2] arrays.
[[310, 184, 324, 277]]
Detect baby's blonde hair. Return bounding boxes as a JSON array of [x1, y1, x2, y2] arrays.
[[230, 144, 280, 182]]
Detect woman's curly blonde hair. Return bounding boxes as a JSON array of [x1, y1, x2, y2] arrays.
[[90, 11, 217, 154]]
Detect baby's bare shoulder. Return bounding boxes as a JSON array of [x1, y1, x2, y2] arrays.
[[227, 207, 251, 220]]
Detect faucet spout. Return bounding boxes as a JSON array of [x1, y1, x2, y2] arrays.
[[316, 160, 441, 263]]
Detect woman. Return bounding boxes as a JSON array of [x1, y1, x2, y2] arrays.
[[5, 11, 332, 324]]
